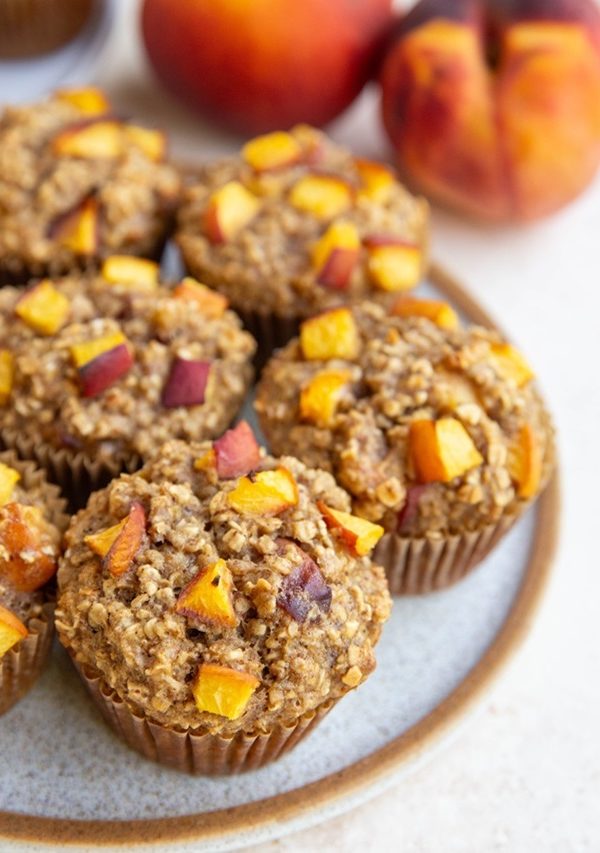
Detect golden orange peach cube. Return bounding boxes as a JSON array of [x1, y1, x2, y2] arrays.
[[0, 350, 14, 406], [508, 423, 543, 500], [101, 255, 160, 291], [409, 417, 484, 483], [489, 343, 534, 388], [84, 518, 127, 558], [176, 559, 238, 628], [355, 158, 396, 202], [289, 175, 353, 219], [311, 221, 360, 289], [203, 181, 261, 244], [55, 87, 110, 116], [366, 241, 422, 292], [14, 280, 71, 336], [173, 278, 228, 318], [52, 196, 99, 255], [299, 369, 352, 427], [0, 603, 28, 659], [52, 120, 124, 159], [227, 467, 299, 515], [70, 331, 129, 369], [192, 663, 259, 720], [123, 125, 167, 162], [242, 131, 303, 171], [300, 308, 360, 362], [317, 502, 384, 556], [392, 296, 459, 329], [0, 463, 20, 507]]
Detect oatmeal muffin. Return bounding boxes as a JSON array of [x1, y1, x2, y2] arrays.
[[0, 261, 255, 502], [0, 0, 93, 58], [55, 426, 391, 774], [176, 125, 429, 360], [255, 299, 555, 594], [0, 451, 67, 716], [0, 87, 181, 283]]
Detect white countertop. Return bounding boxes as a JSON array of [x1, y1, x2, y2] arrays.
[[30, 1, 600, 849]]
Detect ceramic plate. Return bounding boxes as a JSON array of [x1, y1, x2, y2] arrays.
[[0, 264, 560, 852]]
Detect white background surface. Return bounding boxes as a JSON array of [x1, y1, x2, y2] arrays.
[[6, 0, 600, 849]]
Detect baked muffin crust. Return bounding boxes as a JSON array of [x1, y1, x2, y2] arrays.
[[56, 439, 391, 736]]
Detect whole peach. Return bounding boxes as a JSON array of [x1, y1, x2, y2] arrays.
[[380, 0, 600, 221], [141, 0, 393, 135]]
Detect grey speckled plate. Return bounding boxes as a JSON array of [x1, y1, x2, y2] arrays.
[[0, 264, 560, 853]]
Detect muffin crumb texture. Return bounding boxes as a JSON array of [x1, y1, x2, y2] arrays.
[[56, 439, 391, 736]]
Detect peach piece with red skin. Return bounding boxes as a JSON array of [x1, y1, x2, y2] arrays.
[[380, 0, 600, 222], [71, 332, 134, 398], [202, 182, 261, 244], [49, 195, 99, 256], [162, 357, 211, 408], [212, 421, 261, 479], [104, 502, 146, 577]]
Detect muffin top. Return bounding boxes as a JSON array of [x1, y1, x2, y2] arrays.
[[176, 126, 429, 317], [56, 430, 391, 736], [255, 300, 554, 537], [0, 262, 255, 462], [0, 88, 181, 281], [0, 454, 64, 640]]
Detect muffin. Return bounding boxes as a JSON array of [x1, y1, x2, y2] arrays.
[[0, 88, 181, 284], [0, 450, 67, 716], [176, 125, 429, 361], [255, 299, 555, 594], [0, 260, 255, 503], [55, 426, 391, 774], [0, 0, 94, 59]]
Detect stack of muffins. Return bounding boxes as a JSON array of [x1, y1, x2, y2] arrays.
[[0, 89, 554, 775]]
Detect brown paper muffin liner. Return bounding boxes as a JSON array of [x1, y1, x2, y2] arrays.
[[0, 603, 54, 716], [0, 426, 141, 511], [374, 512, 520, 595], [234, 306, 301, 370], [70, 658, 335, 775], [0, 0, 94, 59]]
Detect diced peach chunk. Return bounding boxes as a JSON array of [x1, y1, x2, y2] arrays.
[[508, 423, 543, 499], [0, 463, 20, 507], [213, 421, 261, 479], [14, 280, 71, 335], [55, 87, 110, 116], [227, 467, 299, 515], [365, 237, 422, 292], [101, 255, 159, 291], [172, 278, 228, 318], [489, 343, 535, 387], [176, 559, 238, 628], [71, 331, 134, 397], [0, 350, 14, 406], [203, 181, 261, 244], [192, 663, 259, 720], [300, 308, 360, 361], [84, 518, 127, 558], [242, 131, 303, 171], [162, 357, 211, 408], [123, 125, 166, 162], [104, 502, 146, 577], [52, 120, 123, 158], [317, 502, 384, 556], [392, 296, 459, 329], [50, 196, 99, 256], [0, 503, 58, 592], [409, 418, 483, 483], [0, 603, 28, 659], [311, 221, 360, 289], [299, 369, 352, 427], [355, 158, 396, 202], [194, 449, 216, 473], [289, 175, 353, 219]]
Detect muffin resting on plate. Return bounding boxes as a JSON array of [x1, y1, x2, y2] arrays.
[[55, 427, 391, 774], [0, 88, 181, 283], [0, 261, 255, 501], [176, 125, 429, 359], [0, 451, 67, 716], [255, 299, 554, 593]]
